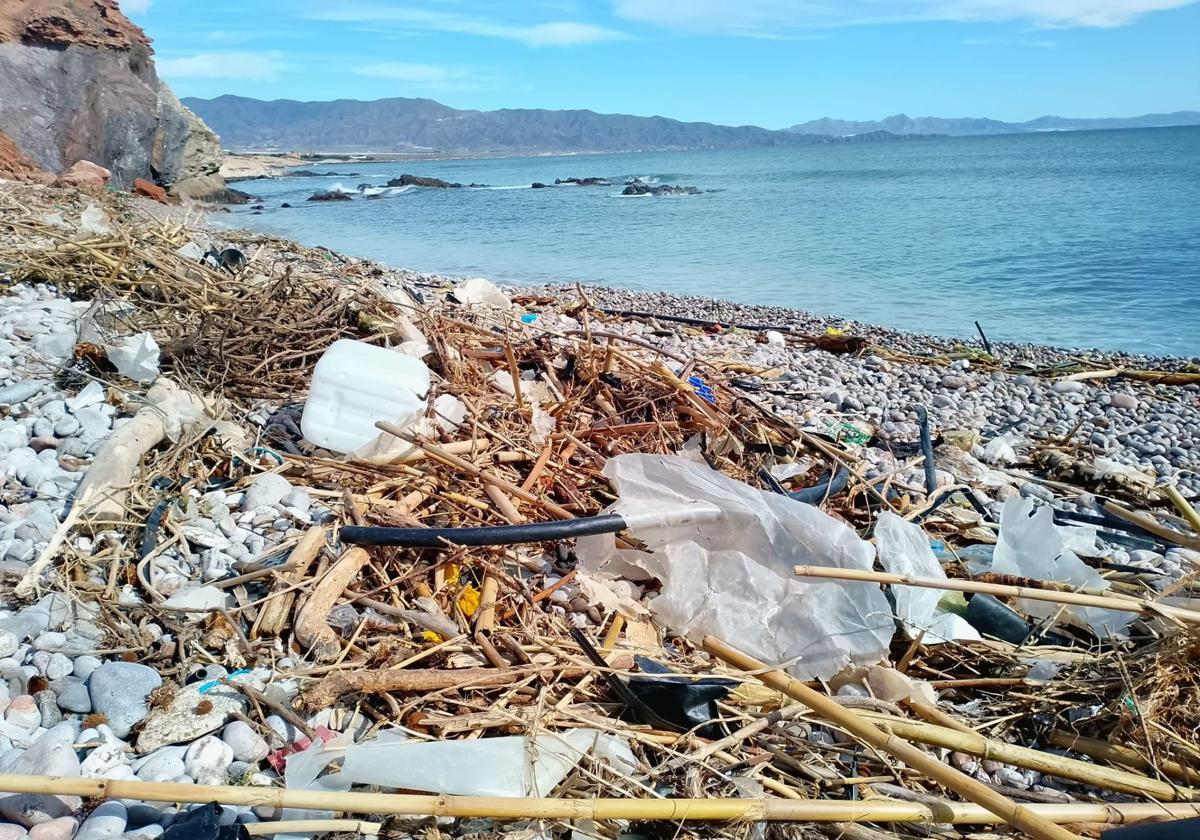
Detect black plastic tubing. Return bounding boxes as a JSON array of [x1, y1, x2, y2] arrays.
[[340, 513, 629, 547]]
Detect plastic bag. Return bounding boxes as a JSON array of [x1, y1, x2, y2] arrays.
[[339, 729, 637, 797], [874, 512, 980, 644], [79, 204, 112, 236], [453, 277, 512, 309], [993, 498, 1131, 637], [576, 454, 893, 680], [106, 332, 161, 382], [276, 733, 353, 840]]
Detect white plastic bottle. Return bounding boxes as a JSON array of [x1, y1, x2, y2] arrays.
[[301, 339, 430, 453]]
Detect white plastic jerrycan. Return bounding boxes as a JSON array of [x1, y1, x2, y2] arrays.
[[301, 339, 431, 453]]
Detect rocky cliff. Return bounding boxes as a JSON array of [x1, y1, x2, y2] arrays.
[[0, 0, 224, 197]]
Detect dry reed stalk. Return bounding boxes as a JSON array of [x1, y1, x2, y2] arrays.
[[792, 564, 1200, 624], [857, 712, 1197, 800], [1162, 484, 1200, 534], [244, 820, 381, 836], [0, 773, 1196, 824], [703, 635, 1084, 840], [1049, 731, 1200, 786]]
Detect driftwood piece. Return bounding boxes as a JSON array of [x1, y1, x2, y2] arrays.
[[295, 546, 370, 660], [295, 665, 580, 712], [16, 378, 208, 597], [252, 526, 327, 638]]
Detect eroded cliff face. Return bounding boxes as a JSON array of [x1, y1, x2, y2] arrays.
[[0, 1, 224, 196]]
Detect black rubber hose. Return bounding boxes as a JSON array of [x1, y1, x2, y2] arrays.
[[340, 514, 629, 547], [139, 498, 174, 559], [597, 306, 792, 333], [913, 404, 938, 496], [759, 465, 851, 505], [789, 466, 851, 504]]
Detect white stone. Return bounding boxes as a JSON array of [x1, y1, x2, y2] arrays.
[[135, 679, 248, 753], [80, 741, 130, 778], [133, 746, 187, 783], [241, 472, 292, 511], [72, 655, 102, 681], [184, 735, 234, 786], [221, 720, 269, 763]]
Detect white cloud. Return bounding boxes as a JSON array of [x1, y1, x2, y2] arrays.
[[355, 61, 506, 90], [310, 5, 624, 46], [358, 62, 462, 83], [157, 52, 289, 82], [613, 0, 1197, 31], [119, 0, 152, 14]]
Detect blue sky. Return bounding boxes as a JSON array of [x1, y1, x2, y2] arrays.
[[125, 0, 1200, 129]]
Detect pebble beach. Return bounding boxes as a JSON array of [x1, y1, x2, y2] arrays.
[[0, 183, 1198, 837]]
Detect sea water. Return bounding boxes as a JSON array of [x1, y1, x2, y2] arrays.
[[231, 126, 1200, 356]]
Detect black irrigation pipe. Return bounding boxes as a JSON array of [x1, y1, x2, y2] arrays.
[[598, 307, 794, 333], [139, 498, 175, 559], [1051, 509, 1165, 553], [913, 405, 938, 496], [340, 514, 629, 548], [758, 465, 852, 506], [974, 320, 994, 355]]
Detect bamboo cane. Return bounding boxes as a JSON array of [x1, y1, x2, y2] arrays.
[[1161, 484, 1200, 535], [856, 712, 1199, 801], [1, 774, 1197, 824], [792, 564, 1200, 624], [1048, 731, 1200, 786], [1104, 501, 1200, 550], [244, 820, 381, 836], [702, 636, 1083, 840]]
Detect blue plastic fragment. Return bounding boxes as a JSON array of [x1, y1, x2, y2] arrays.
[[198, 668, 253, 695], [520, 313, 538, 324], [687, 375, 716, 405]]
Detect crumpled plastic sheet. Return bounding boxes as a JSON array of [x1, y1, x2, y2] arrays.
[[339, 728, 638, 797], [576, 454, 893, 681], [992, 497, 1131, 637], [874, 512, 981, 644], [453, 276, 512, 309], [275, 733, 353, 840], [105, 332, 161, 382]]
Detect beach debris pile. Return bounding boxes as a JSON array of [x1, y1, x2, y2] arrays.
[[0, 181, 1199, 840]]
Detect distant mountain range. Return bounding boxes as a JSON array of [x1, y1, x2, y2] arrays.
[[789, 111, 1200, 137], [182, 94, 1200, 154], [182, 95, 833, 153]]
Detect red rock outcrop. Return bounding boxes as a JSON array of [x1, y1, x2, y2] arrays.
[[0, 129, 52, 183], [0, 1, 150, 51]]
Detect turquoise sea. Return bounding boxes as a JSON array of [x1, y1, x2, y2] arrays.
[[230, 126, 1200, 356]]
